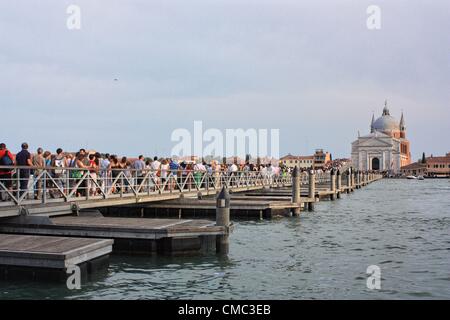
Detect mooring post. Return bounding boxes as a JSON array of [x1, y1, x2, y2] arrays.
[[330, 168, 336, 200], [308, 169, 315, 211], [360, 171, 363, 188], [291, 166, 301, 216], [216, 186, 230, 254], [346, 168, 351, 193], [355, 170, 360, 189], [336, 169, 342, 199], [351, 168, 355, 192]]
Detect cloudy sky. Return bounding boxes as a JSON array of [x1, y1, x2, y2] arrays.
[[0, 0, 448, 159]]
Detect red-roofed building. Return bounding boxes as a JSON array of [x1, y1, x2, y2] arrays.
[[401, 153, 450, 177], [425, 153, 450, 177], [280, 154, 314, 169]]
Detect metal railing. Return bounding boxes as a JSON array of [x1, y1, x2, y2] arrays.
[[0, 166, 293, 207], [297, 171, 330, 185]]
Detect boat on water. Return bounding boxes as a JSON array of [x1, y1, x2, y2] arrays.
[[406, 175, 417, 180], [417, 175, 425, 180]]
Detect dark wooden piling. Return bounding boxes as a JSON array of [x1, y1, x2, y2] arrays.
[[336, 169, 342, 199], [307, 170, 316, 211], [216, 187, 231, 254], [291, 166, 301, 216], [351, 168, 355, 191], [330, 168, 336, 201], [348, 169, 351, 190], [356, 170, 361, 189]]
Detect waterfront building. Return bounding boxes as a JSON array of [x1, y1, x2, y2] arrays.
[[280, 154, 314, 169], [400, 153, 450, 177], [425, 153, 450, 177], [400, 162, 427, 177], [313, 149, 331, 170], [280, 150, 331, 170], [351, 101, 411, 173]]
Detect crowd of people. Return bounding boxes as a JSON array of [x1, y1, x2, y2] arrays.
[[322, 159, 353, 172], [1, 142, 291, 201]]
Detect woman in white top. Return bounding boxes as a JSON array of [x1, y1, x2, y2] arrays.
[[160, 159, 170, 189]]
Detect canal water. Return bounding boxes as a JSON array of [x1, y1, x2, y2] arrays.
[[1, 179, 449, 299]]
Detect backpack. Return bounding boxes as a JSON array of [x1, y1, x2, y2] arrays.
[[54, 158, 65, 175], [0, 150, 13, 166], [169, 162, 179, 171], [69, 159, 83, 179]]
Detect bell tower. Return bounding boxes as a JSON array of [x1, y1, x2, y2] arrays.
[[399, 111, 406, 139]]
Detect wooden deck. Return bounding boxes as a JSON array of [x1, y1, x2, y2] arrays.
[[0, 216, 225, 240], [108, 197, 304, 219], [146, 199, 301, 211], [0, 216, 228, 255], [0, 234, 113, 269], [244, 188, 340, 198]]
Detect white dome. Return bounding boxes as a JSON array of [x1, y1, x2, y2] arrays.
[[373, 115, 399, 131]]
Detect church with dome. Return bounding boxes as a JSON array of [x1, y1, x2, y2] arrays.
[[351, 101, 411, 173]]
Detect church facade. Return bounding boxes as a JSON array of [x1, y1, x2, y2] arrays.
[[351, 102, 411, 173]]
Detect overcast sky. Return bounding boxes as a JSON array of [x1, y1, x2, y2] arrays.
[[0, 0, 448, 159]]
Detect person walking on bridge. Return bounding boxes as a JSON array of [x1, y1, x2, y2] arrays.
[[169, 158, 179, 191], [0, 143, 14, 201], [15, 143, 32, 198], [32, 147, 44, 199], [133, 155, 146, 189], [51, 148, 67, 198]]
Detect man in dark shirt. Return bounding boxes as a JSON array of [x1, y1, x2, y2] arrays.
[[15, 143, 32, 197]]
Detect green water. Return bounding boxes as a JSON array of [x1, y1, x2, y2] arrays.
[[1, 179, 449, 299]]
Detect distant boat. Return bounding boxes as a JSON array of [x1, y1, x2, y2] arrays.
[[417, 175, 425, 180], [406, 175, 417, 180]]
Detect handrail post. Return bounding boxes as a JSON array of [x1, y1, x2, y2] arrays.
[[146, 171, 152, 195], [86, 171, 90, 201], [120, 175, 124, 197], [17, 169, 21, 202], [65, 171, 70, 200], [188, 172, 192, 192], [42, 171, 47, 204]]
